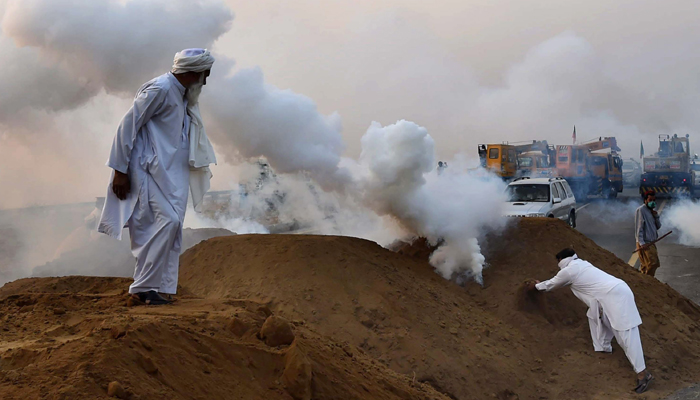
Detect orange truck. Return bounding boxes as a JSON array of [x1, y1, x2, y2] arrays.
[[555, 137, 623, 201], [478, 141, 553, 181], [517, 148, 556, 178]]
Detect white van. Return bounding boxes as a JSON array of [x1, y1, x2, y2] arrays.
[[504, 177, 577, 228]]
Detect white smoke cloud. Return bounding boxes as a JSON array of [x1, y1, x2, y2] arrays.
[[663, 201, 700, 247], [184, 204, 268, 235], [0, 35, 97, 123], [202, 160, 407, 245], [205, 66, 350, 190], [1, 0, 233, 103], [204, 114, 508, 278], [463, 32, 655, 156], [355, 120, 507, 280]]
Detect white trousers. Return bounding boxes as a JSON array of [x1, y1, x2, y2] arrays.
[[128, 176, 183, 295], [589, 312, 646, 373]]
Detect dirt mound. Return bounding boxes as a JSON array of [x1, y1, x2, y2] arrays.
[[177, 220, 700, 399], [388, 236, 436, 260], [2, 219, 700, 399], [0, 276, 131, 297], [0, 276, 445, 400]]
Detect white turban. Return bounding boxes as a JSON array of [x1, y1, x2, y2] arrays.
[[171, 48, 215, 74]]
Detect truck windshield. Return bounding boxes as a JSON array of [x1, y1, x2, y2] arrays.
[[506, 184, 550, 202], [519, 157, 533, 167]]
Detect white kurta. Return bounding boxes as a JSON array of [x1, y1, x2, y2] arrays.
[[98, 73, 190, 295], [536, 256, 646, 373]]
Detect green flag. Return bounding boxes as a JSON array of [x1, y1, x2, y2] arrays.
[[640, 140, 644, 159]]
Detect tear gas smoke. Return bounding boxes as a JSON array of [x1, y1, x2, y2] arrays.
[[206, 160, 406, 244], [184, 205, 268, 235], [1, 0, 232, 110], [0, 202, 97, 285], [663, 201, 700, 247], [356, 120, 508, 280], [203, 81, 511, 277], [205, 67, 350, 191]]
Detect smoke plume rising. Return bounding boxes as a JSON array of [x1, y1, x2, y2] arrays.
[[355, 120, 507, 280], [663, 202, 700, 247], [205, 67, 350, 190]]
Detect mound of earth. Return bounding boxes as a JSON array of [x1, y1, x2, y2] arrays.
[[178, 219, 700, 399], [0, 276, 444, 400], [1, 218, 699, 399]]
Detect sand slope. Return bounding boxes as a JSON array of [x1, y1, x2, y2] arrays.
[[1, 219, 699, 399], [0, 276, 444, 400], [178, 220, 700, 399]]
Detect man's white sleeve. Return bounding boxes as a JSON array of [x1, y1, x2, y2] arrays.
[[107, 85, 165, 174], [535, 269, 572, 292]]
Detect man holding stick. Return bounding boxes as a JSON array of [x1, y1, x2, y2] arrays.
[[635, 190, 662, 276]]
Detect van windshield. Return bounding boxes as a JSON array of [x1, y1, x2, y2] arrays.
[[506, 184, 550, 202]]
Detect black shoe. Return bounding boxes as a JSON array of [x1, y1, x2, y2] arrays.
[[133, 290, 172, 306], [634, 373, 654, 394]]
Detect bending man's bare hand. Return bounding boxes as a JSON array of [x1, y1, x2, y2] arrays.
[[525, 279, 539, 291], [112, 170, 130, 200]]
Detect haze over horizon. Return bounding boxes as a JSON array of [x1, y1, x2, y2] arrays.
[[1, 0, 699, 209]]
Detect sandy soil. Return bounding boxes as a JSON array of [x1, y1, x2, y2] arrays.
[[1, 219, 699, 399]]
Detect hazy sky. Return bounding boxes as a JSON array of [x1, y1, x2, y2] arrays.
[[1, 0, 699, 209]]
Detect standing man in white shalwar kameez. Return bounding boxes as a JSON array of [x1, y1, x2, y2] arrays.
[[528, 248, 654, 394], [98, 49, 217, 306]]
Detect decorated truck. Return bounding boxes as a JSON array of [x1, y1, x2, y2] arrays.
[[640, 134, 694, 197]]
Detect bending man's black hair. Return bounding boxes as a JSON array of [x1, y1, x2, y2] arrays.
[[556, 248, 576, 261]]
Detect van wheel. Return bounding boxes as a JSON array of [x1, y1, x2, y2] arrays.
[[568, 210, 576, 229]]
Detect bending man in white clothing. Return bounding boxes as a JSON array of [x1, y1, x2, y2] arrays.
[[527, 248, 654, 394], [98, 49, 217, 305]]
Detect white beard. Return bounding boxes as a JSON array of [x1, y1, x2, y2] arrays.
[[186, 74, 204, 106]]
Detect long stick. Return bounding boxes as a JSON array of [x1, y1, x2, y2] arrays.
[[633, 230, 673, 253]]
